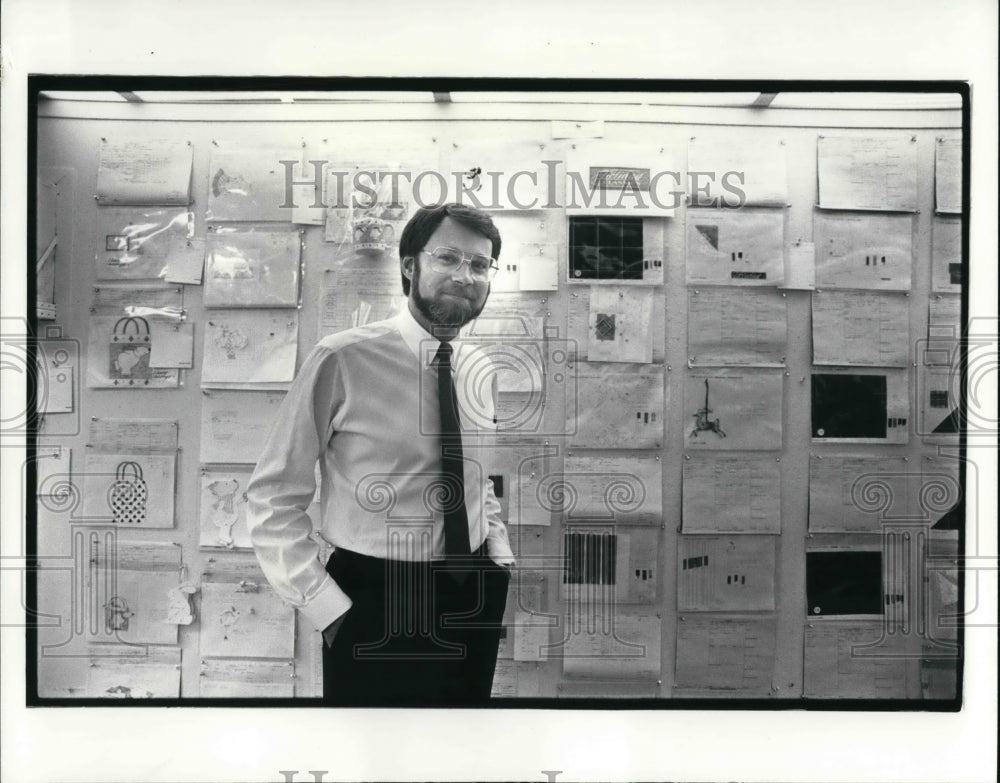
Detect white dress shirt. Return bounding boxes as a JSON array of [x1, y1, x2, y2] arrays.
[[246, 307, 515, 633]]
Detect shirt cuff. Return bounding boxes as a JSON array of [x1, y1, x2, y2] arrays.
[[486, 537, 516, 567], [297, 576, 353, 633]]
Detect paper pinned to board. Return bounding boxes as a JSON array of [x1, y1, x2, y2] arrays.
[[674, 616, 777, 693], [685, 207, 784, 286], [569, 362, 665, 449], [95, 138, 193, 206], [812, 212, 914, 290], [682, 455, 781, 534], [817, 135, 918, 212], [683, 369, 783, 451], [934, 137, 962, 215], [201, 310, 298, 387], [677, 535, 776, 611], [931, 216, 962, 293], [687, 136, 788, 206], [803, 621, 909, 698], [85, 644, 181, 699], [199, 658, 295, 698], [199, 389, 286, 464], [812, 291, 909, 367], [687, 288, 787, 366], [199, 580, 295, 659]]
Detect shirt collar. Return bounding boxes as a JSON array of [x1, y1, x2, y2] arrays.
[[395, 305, 464, 370]]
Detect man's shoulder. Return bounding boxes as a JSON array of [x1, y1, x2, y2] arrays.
[[314, 318, 402, 356]]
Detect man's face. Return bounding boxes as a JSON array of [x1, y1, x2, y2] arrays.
[[405, 216, 492, 334]]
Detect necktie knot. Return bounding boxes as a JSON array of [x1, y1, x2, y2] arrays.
[[434, 341, 453, 368]]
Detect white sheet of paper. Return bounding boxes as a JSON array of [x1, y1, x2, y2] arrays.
[[684, 369, 783, 450], [506, 445, 554, 526], [290, 160, 327, 226], [812, 367, 910, 445], [448, 138, 553, 211], [926, 296, 962, 365], [687, 137, 788, 206], [513, 610, 551, 662], [517, 243, 560, 291], [935, 137, 962, 214], [565, 141, 676, 216], [808, 455, 910, 533], [922, 455, 962, 528], [199, 658, 295, 698], [163, 237, 207, 285], [562, 452, 662, 524], [201, 311, 298, 387], [95, 138, 192, 206], [87, 418, 177, 452], [920, 363, 960, 438], [803, 621, 909, 698], [87, 315, 180, 389], [568, 286, 664, 363], [35, 445, 70, 497], [682, 455, 781, 534], [318, 262, 406, 338], [931, 216, 962, 293], [94, 208, 194, 281], [491, 660, 542, 698], [200, 466, 255, 549], [561, 611, 661, 679], [204, 230, 302, 308], [569, 362, 665, 448], [586, 287, 654, 363], [85, 542, 182, 645], [786, 242, 816, 289], [674, 616, 777, 693], [812, 291, 909, 367], [85, 645, 181, 699], [677, 535, 776, 611], [81, 452, 176, 528], [199, 389, 285, 463], [206, 144, 299, 222], [817, 135, 918, 212], [685, 207, 784, 286], [148, 322, 194, 368], [36, 342, 74, 414], [560, 524, 658, 606], [687, 288, 787, 366], [199, 581, 296, 659], [812, 212, 913, 290]]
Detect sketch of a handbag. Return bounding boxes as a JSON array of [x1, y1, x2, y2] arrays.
[[109, 461, 148, 525], [105, 596, 133, 632], [109, 315, 152, 384]]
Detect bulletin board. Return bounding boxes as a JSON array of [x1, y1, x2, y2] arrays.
[[30, 89, 965, 703]]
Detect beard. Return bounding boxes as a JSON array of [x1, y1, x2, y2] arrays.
[[410, 261, 488, 329]]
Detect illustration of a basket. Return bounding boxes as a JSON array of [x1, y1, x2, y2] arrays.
[[109, 461, 148, 524], [109, 316, 152, 384]]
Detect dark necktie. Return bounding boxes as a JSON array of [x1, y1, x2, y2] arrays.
[[434, 341, 472, 563]]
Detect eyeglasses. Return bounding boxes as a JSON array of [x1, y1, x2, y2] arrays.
[[420, 247, 499, 282]]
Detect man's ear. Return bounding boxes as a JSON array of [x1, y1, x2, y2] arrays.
[[401, 255, 414, 280]]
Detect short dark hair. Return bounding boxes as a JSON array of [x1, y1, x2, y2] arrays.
[[398, 203, 502, 295]]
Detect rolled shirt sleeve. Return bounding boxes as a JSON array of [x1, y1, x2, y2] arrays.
[[245, 345, 353, 632]]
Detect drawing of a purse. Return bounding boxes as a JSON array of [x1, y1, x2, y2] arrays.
[[105, 596, 133, 632], [352, 217, 395, 254], [109, 316, 152, 384], [109, 461, 148, 525]]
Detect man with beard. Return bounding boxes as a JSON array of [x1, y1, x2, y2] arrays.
[[246, 203, 514, 705]]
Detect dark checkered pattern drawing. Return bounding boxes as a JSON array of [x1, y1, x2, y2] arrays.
[[109, 315, 152, 385], [109, 461, 148, 524]]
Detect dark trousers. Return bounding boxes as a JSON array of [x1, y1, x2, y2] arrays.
[[322, 544, 510, 706]]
